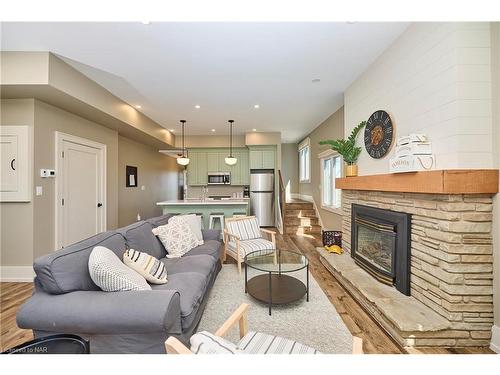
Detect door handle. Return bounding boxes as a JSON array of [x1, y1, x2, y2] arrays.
[[11, 159, 16, 171], [97, 203, 103, 207]]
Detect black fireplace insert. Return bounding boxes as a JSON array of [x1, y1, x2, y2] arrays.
[[351, 204, 411, 295]]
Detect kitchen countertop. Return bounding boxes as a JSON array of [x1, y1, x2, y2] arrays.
[[157, 199, 249, 206]]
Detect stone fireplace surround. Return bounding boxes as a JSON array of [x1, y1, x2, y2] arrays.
[[318, 170, 499, 348]]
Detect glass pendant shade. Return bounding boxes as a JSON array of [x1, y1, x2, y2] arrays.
[[225, 119, 237, 166], [177, 120, 190, 166], [225, 157, 237, 166], [177, 157, 190, 166]]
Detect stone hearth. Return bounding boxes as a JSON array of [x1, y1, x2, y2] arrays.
[[331, 190, 494, 347]]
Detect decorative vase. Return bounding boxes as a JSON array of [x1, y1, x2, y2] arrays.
[[345, 164, 358, 177]]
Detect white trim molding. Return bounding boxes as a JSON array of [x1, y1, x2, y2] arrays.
[[292, 194, 324, 229], [491, 325, 500, 353], [0, 266, 35, 282]]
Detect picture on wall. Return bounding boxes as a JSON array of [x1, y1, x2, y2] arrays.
[[126, 165, 138, 187]]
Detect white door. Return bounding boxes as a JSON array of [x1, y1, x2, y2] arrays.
[[56, 132, 106, 248]]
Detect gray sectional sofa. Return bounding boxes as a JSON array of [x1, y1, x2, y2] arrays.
[[16, 214, 222, 354]]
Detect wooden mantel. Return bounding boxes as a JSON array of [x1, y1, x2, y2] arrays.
[[336, 169, 499, 194]]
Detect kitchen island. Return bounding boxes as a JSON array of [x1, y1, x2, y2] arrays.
[[156, 199, 249, 229]]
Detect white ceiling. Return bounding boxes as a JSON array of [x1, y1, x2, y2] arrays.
[[1, 22, 408, 142]]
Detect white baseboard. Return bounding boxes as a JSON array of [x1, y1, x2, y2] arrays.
[[0, 266, 35, 282], [292, 193, 314, 203], [491, 325, 500, 353]]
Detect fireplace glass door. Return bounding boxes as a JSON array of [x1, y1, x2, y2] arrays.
[[355, 217, 396, 279]]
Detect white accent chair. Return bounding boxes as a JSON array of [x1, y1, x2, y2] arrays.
[[165, 303, 364, 354], [223, 216, 276, 274]]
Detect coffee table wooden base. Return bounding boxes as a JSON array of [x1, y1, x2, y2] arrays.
[[246, 274, 307, 315]]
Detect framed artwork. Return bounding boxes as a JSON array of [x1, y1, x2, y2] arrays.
[[126, 165, 138, 187]]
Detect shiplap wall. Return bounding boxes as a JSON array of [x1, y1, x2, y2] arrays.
[[344, 22, 494, 175]]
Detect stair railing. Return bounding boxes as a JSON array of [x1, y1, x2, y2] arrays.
[[278, 170, 286, 234]]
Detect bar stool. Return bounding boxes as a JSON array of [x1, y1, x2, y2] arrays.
[[232, 212, 247, 218], [209, 212, 225, 238], [189, 212, 205, 229]]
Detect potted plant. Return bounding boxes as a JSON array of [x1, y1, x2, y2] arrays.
[[319, 121, 366, 177]]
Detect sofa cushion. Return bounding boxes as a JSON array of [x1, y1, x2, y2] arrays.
[[146, 214, 174, 228], [118, 221, 166, 259], [183, 240, 221, 259], [151, 272, 208, 329], [89, 246, 152, 291], [161, 255, 216, 279], [34, 231, 126, 294]]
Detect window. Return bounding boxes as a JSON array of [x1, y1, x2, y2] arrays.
[[299, 138, 310, 183], [321, 153, 342, 210]]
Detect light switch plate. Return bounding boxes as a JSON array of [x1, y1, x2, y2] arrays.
[[141, 185, 146, 191], [35, 186, 43, 196]]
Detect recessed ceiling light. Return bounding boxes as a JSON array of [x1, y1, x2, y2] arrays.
[[254, 104, 260, 109], [252, 129, 257, 132], [211, 129, 216, 132], [135, 105, 142, 109], [141, 21, 151, 25], [195, 105, 201, 109], [169, 129, 175, 132], [312, 78, 321, 83]]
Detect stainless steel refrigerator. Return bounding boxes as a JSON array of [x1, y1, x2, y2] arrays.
[[250, 170, 275, 227]]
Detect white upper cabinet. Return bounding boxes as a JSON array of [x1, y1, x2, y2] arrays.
[[0, 126, 32, 202]]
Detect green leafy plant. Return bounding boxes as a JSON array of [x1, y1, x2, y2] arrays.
[[319, 121, 366, 165]]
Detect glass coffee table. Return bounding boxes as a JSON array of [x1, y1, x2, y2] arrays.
[[244, 249, 309, 315]]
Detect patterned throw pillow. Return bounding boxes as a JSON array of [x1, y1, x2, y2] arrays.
[[123, 249, 167, 284], [88, 246, 151, 291], [152, 218, 200, 258], [169, 214, 204, 246], [190, 331, 242, 354]]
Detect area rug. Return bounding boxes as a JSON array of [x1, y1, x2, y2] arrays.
[[198, 264, 353, 354]]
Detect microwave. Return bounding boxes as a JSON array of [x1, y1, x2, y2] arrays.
[[207, 172, 231, 185]]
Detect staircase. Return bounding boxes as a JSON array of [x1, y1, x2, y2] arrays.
[[284, 199, 322, 235]]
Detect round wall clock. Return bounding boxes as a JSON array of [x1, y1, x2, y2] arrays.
[[364, 110, 394, 159]]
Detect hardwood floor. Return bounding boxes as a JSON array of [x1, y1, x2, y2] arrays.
[[0, 231, 493, 353], [0, 282, 34, 351]]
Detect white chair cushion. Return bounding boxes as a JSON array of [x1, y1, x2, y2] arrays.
[[237, 331, 320, 354], [190, 331, 243, 354], [226, 217, 261, 240], [227, 238, 275, 256], [88, 246, 151, 292]]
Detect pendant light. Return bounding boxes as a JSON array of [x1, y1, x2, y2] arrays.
[[177, 120, 190, 166], [225, 120, 238, 166]]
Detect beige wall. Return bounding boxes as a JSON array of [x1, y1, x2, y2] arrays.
[[179, 135, 246, 148], [280, 143, 299, 195], [491, 22, 500, 333], [0, 99, 35, 266], [32, 100, 120, 258], [299, 107, 344, 230], [1, 99, 181, 269], [118, 136, 181, 227]]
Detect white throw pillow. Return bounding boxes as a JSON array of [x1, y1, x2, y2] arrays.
[[169, 214, 204, 246], [123, 249, 168, 284], [88, 246, 151, 291], [152, 219, 200, 258], [190, 331, 242, 354]]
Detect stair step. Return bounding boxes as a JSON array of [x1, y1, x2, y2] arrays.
[[286, 202, 314, 210], [285, 225, 322, 234], [284, 217, 319, 226], [285, 209, 316, 217]]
